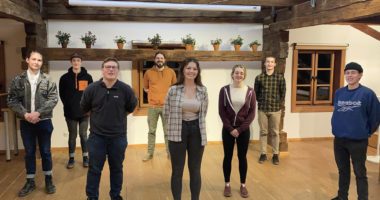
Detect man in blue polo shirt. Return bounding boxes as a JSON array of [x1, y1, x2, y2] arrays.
[[331, 62, 380, 200]]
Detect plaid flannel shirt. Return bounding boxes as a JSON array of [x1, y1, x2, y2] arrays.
[[254, 72, 286, 112], [163, 84, 208, 146]]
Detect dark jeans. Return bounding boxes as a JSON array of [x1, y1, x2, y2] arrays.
[[222, 127, 250, 183], [65, 117, 89, 156], [169, 120, 205, 200], [86, 133, 128, 199], [20, 119, 54, 175], [334, 137, 368, 200]]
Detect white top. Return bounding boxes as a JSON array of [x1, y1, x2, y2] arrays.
[[229, 84, 248, 113], [182, 97, 200, 121], [27, 69, 40, 112]]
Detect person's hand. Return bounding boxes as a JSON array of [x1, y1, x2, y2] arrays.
[[230, 129, 239, 138], [28, 112, 40, 124]]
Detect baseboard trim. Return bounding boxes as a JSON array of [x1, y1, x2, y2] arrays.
[[0, 137, 336, 153]]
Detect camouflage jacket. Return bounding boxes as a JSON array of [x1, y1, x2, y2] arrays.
[[7, 71, 58, 120]]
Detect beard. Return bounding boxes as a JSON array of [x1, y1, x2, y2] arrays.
[[156, 62, 164, 68]]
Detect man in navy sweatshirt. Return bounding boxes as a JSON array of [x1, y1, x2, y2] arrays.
[[81, 57, 137, 200], [331, 62, 380, 200]]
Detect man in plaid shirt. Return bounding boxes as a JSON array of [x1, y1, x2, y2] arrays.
[[254, 56, 286, 165]]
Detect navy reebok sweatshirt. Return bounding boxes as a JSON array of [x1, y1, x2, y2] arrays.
[[331, 85, 380, 139]]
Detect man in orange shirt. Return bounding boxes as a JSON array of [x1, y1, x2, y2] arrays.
[[142, 52, 177, 161]]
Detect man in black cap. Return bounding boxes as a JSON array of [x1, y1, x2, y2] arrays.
[[331, 62, 380, 200], [59, 53, 93, 169]]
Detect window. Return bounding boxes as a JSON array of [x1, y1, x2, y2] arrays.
[[291, 44, 347, 112], [139, 60, 180, 107], [131, 42, 184, 115]]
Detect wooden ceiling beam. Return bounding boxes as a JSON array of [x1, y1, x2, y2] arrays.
[[113, 0, 307, 7], [351, 24, 380, 41], [268, 0, 380, 31], [0, 0, 43, 24], [44, 2, 268, 23]]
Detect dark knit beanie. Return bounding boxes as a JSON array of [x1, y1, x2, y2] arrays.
[[344, 62, 363, 73]]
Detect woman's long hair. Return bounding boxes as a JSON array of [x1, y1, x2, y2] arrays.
[[174, 58, 203, 86]]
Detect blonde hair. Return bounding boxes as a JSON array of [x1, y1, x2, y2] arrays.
[[231, 64, 247, 80]]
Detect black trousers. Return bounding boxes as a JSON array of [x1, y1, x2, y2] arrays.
[[169, 120, 204, 200], [334, 137, 368, 200], [222, 127, 250, 183]]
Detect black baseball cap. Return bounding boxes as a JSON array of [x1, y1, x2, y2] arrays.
[[70, 53, 82, 60]]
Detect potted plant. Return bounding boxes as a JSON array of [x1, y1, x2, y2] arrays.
[[249, 40, 261, 52], [182, 34, 196, 51], [55, 31, 71, 48], [230, 35, 243, 51], [148, 33, 162, 50], [80, 31, 97, 48], [114, 36, 126, 49], [210, 38, 222, 51]]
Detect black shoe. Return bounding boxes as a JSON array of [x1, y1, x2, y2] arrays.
[[111, 195, 123, 200], [45, 175, 56, 194], [258, 154, 267, 164], [18, 178, 36, 197], [66, 157, 75, 169], [83, 156, 89, 168], [272, 154, 279, 165], [87, 198, 98, 200]]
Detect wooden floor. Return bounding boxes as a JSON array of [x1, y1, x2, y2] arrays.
[[0, 140, 379, 200]]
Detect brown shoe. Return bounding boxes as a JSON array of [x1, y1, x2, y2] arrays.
[[240, 185, 249, 198], [142, 154, 153, 162], [223, 185, 231, 197]]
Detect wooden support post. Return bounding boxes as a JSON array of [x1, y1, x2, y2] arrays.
[[23, 22, 48, 71], [263, 28, 289, 152]]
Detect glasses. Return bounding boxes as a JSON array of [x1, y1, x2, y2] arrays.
[[104, 65, 118, 70]]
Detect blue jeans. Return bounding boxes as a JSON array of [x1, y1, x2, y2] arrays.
[[20, 119, 54, 176], [334, 137, 368, 200], [86, 133, 128, 199]]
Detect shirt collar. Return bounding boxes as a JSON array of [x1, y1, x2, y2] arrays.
[[27, 69, 40, 81]]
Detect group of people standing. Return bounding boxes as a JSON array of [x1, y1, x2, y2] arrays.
[[139, 53, 286, 199], [6, 49, 379, 200]]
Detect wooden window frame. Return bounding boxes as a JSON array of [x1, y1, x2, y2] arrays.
[[291, 44, 347, 113], [131, 41, 184, 116]]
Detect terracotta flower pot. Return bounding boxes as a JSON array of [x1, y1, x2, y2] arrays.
[[185, 44, 194, 51], [117, 42, 124, 49], [234, 44, 241, 51], [61, 42, 68, 48], [212, 44, 220, 51], [250, 44, 258, 52], [85, 43, 92, 49]]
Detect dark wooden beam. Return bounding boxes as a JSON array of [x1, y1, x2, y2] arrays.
[[346, 15, 380, 25], [113, 0, 307, 7], [0, 0, 43, 24], [43, 48, 262, 61], [268, 0, 380, 31], [44, 2, 267, 23], [351, 24, 380, 41]]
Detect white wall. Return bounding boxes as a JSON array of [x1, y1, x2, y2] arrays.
[[3, 21, 378, 150], [46, 20, 263, 148], [284, 25, 380, 139], [0, 19, 25, 150]]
